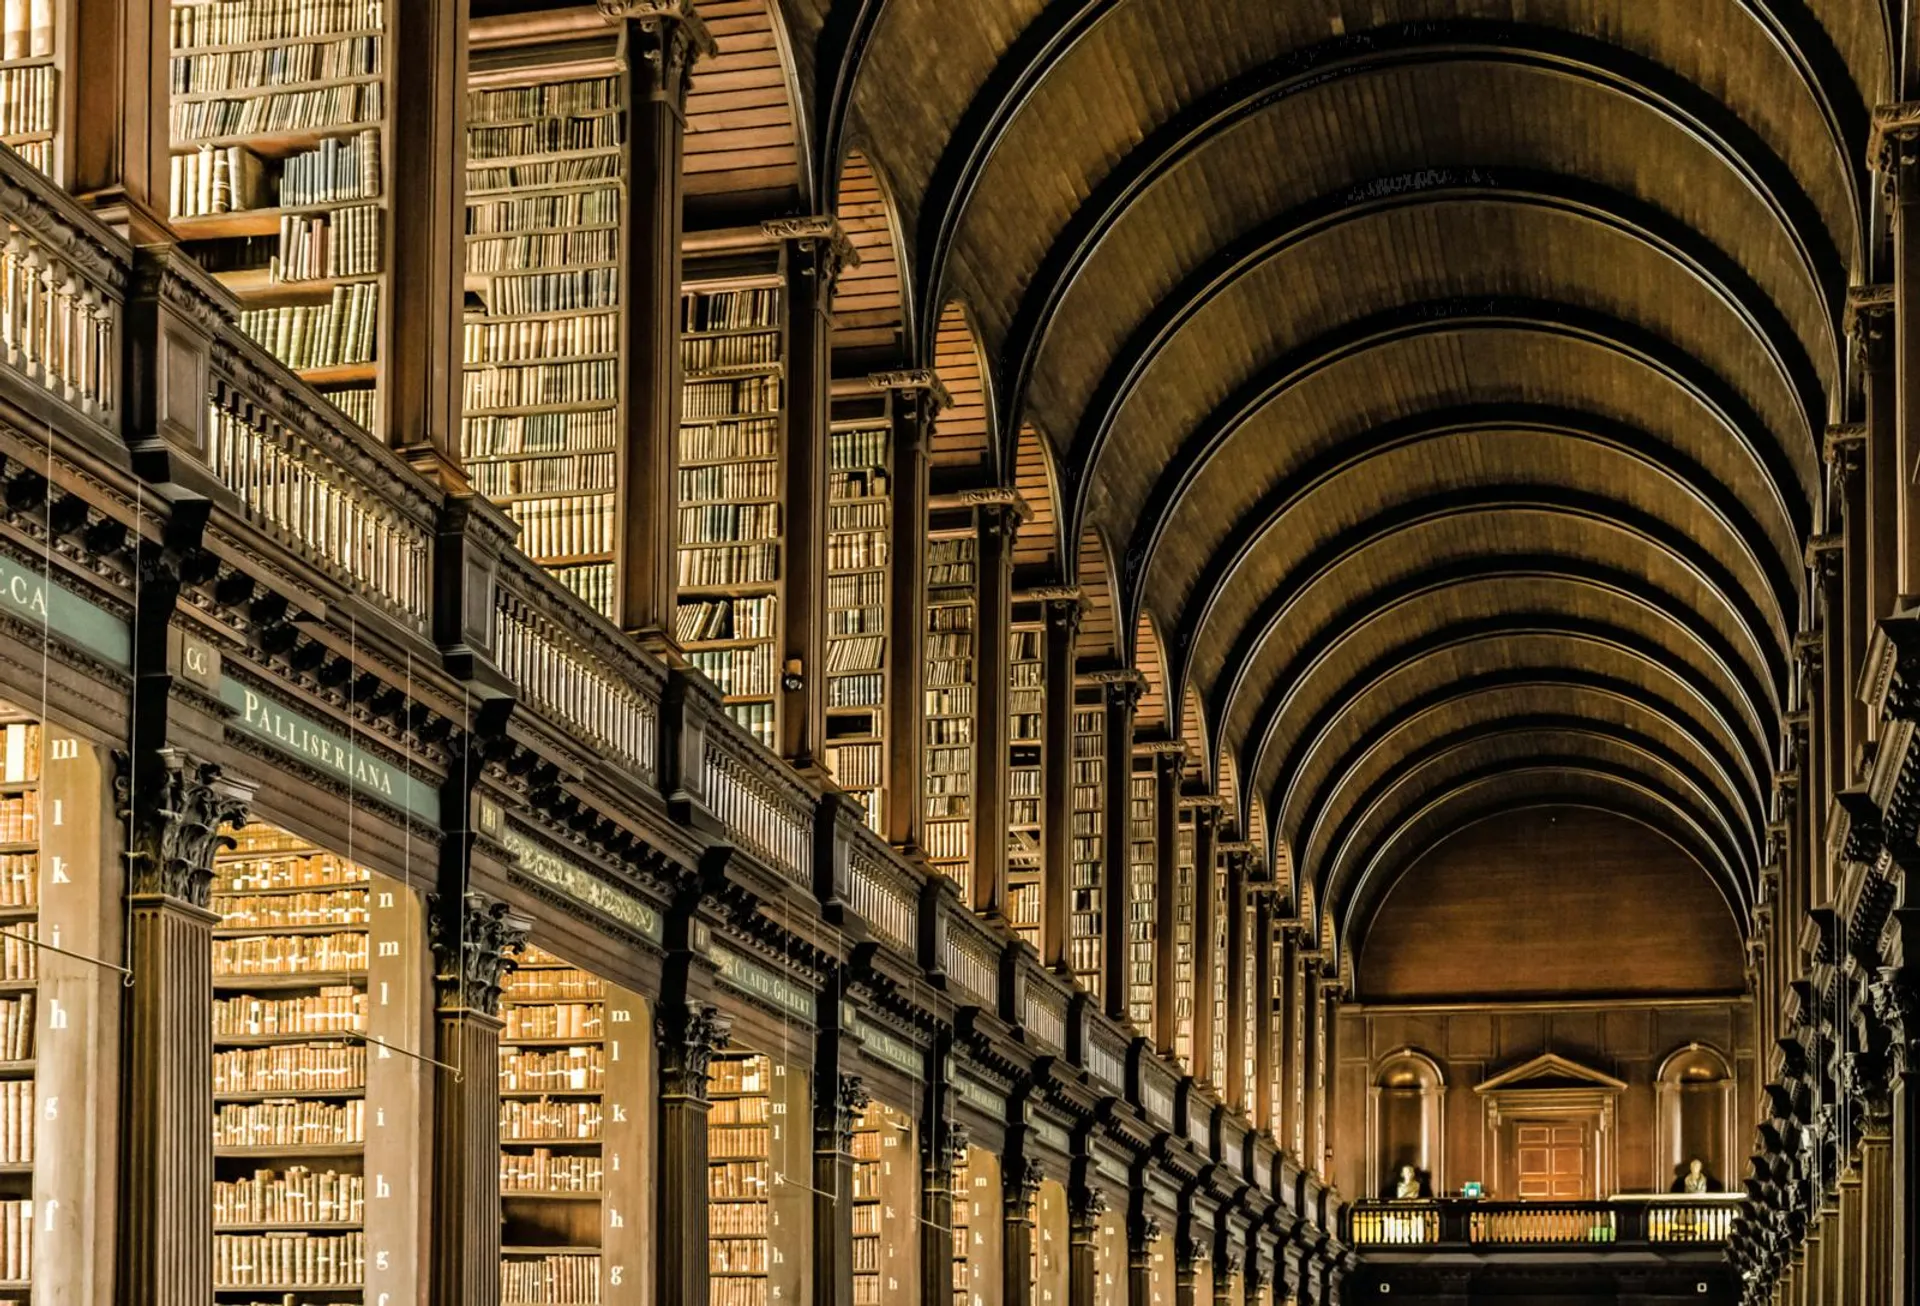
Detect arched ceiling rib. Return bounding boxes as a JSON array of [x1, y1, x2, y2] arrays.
[[818, 0, 1882, 961]]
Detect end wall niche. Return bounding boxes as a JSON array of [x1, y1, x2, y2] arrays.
[[1369, 1048, 1444, 1199], [1653, 1042, 1734, 1194]]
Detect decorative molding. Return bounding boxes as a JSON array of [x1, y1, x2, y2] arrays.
[[1070, 1185, 1109, 1228], [1005, 1156, 1044, 1220], [824, 1073, 869, 1154], [1128, 1212, 1163, 1259], [116, 748, 254, 907], [657, 1000, 733, 1099], [428, 891, 531, 1015]]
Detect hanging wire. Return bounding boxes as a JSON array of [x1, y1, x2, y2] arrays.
[[0, 925, 130, 981]]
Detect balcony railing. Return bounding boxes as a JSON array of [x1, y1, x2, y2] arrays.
[[1348, 1195, 1740, 1250]]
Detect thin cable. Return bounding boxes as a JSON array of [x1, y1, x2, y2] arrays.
[[0, 926, 131, 981], [343, 1028, 462, 1081]]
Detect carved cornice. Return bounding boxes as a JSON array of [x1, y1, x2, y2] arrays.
[[428, 891, 531, 1015], [658, 999, 733, 1099], [0, 145, 130, 296], [868, 368, 954, 409], [1843, 283, 1894, 339], [116, 748, 254, 908]]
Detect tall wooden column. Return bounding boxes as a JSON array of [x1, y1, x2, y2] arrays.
[[924, 1111, 962, 1306], [1151, 746, 1184, 1055], [1875, 105, 1920, 602], [386, 0, 469, 477], [1224, 847, 1250, 1111], [1097, 673, 1144, 1016], [1191, 802, 1219, 1084], [1174, 1223, 1201, 1306], [779, 221, 856, 767], [1040, 592, 1083, 969], [1128, 1209, 1161, 1306], [658, 998, 733, 1306], [1069, 1186, 1107, 1306], [1826, 425, 1870, 774], [815, 1072, 865, 1306], [427, 891, 529, 1306], [1253, 886, 1276, 1134], [970, 496, 1022, 919], [69, 0, 170, 234], [609, 0, 715, 647], [1005, 1158, 1042, 1306], [1870, 914, 1918, 1306], [1279, 926, 1300, 1153], [1301, 962, 1323, 1168], [117, 750, 253, 1306], [882, 373, 947, 852]]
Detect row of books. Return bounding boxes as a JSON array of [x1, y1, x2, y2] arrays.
[[464, 312, 619, 365], [214, 1042, 366, 1094], [0, 1200, 26, 1283], [170, 0, 385, 49], [501, 1098, 600, 1141], [281, 127, 381, 207], [499, 1148, 601, 1194], [0, 924, 32, 983], [504, 495, 612, 561], [0, 793, 34, 843], [0, 0, 52, 60], [826, 636, 883, 673], [0, 1078, 29, 1163], [679, 503, 778, 545], [687, 646, 775, 698], [469, 227, 617, 274], [682, 331, 782, 376], [682, 418, 778, 464], [467, 152, 619, 196], [214, 932, 369, 975], [170, 35, 380, 95], [468, 115, 617, 162], [0, 993, 29, 1061], [214, 889, 367, 932], [216, 851, 367, 894], [678, 542, 778, 588], [480, 267, 616, 316], [238, 281, 379, 372], [828, 605, 882, 635], [501, 1000, 602, 1041], [270, 203, 381, 281], [467, 76, 617, 125], [553, 562, 613, 619], [468, 190, 619, 244], [0, 724, 35, 785], [708, 1094, 769, 1125], [504, 967, 604, 1002], [709, 1200, 769, 1236], [683, 288, 781, 334], [829, 499, 886, 531], [728, 702, 776, 748], [465, 359, 614, 411], [0, 854, 33, 907], [214, 1098, 365, 1148], [708, 1159, 769, 1200], [0, 65, 52, 139], [828, 572, 884, 610], [170, 80, 383, 144], [922, 821, 970, 859], [214, 1231, 364, 1287], [680, 461, 778, 504], [825, 673, 882, 708], [827, 532, 887, 571], [684, 376, 781, 420], [824, 742, 881, 788], [925, 719, 971, 747], [502, 1253, 600, 1306], [463, 410, 616, 460], [499, 1046, 604, 1093], [216, 1166, 364, 1227], [708, 1237, 767, 1273], [710, 1279, 770, 1306], [674, 595, 774, 644]]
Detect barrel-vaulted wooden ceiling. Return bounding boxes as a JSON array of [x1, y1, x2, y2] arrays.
[[783, 0, 1893, 962]]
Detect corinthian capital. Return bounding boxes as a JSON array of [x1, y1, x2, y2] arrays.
[[117, 748, 254, 907], [428, 891, 531, 1015]]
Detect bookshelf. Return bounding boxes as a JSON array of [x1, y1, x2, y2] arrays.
[[1210, 852, 1229, 1088], [1068, 689, 1105, 997], [949, 1149, 968, 1306], [1172, 809, 1195, 1070], [0, 712, 35, 1304], [462, 68, 625, 617], [1126, 757, 1155, 1035], [678, 270, 787, 750], [706, 1050, 806, 1306], [1005, 615, 1043, 950], [923, 528, 977, 894], [211, 822, 422, 1304], [498, 945, 647, 1306], [823, 416, 892, 830], [169, 0, 389, 429], [851, 1098, 914, 1305], [953, 1145, 1000, 1306], [0, 0, 56, 178]]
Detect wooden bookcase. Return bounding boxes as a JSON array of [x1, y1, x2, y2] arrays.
[[678, 259, 788, 750], [0, 0, 57, 178], [211, 822, 423, 1304], [949, 1149, 969, 1306], [707, 1050, 806, 1306], [851, 1098, 915, 1305], [1068, 688, 1105, 997], [168, 0, 390, 430], [1005, 612, 1043, 950], [822, 409, 892, 830], [0, 711, 37, 1302], [953, 1145, 999, 1306], [1126, 756, 1156, 1035], [1172, 808, 1195, 1070], [1210, 852, 1229, 1087], [498, 946, 647, 1306], [922, 526, 977, 893], [462, 61, 624, 617]]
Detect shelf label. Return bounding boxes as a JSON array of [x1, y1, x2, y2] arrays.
[[710, 945, 815, 1022], [220, 677, 440, 820], [500, 825, 662, 942], [0, 550, 129, 668]]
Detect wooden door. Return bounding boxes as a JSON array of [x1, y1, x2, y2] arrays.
[[1513, 1121, 1590, 1198]]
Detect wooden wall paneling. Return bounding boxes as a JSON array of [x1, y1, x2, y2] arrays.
[[684, 0, 802, 218]]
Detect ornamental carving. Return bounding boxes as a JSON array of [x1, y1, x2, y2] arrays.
[[822, 1073, 869, 1154], [658, 1000, 732, 1098], [1005, 1157, 1044, 1220], [1070, 1186, 1108, 1228], [428, 891, 530, 1015], [1128, 1213, 1163, 1259], [942, 1122, 971, 1173], [601, 1, 715, 106], [1868, 964, 1918, 1071], [116, 748, 254, 907]]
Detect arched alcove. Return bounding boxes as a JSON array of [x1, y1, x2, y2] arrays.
[[1654, 1042, 1735, 1194], [1369, 1048, 1446, 1199]]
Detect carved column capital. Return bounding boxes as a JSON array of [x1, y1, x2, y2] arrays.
[[821, 1072, 869, 1154], [762, 215, 861, 291], [1070, 1185, 1109, 1231], [1088, 668, 1148, 714], [1843, 284, 1895, 369], [116, 747, 254, 907], [1128, 1213, 1162, 1263], [601, 0, 716, 108], [428, 891, 530, 1015], [1041, 590, 1087, 636], [1174, 1231, 1204, 1281], [657, 999, 733, 1100], [1804, 536, 1844, 589], [943, 1120, 972, 1171], [1005, 1156, 1044, 1221], [1824, 422, 1866, 488]]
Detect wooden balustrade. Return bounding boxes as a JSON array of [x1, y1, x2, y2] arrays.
[[492, 550, 662, 784], [1349, 1203, 1441, 1246], [1021, 976, 1067, 1051], [700, 712, 815, 888], [1346, 1196, 1737, 1250], [0, 147, 122, 426], [1084, 1020, 1128, 1094], [842, 820, 920, 953], [940, 904, 1000, 1005]]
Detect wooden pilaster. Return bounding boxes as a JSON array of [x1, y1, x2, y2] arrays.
[[1098, 674, 1143, 1017], [657, 997, 733, 1306], [970, 498, 1020, 919], [1223, 847, 1249, 1110], [1301, 963, 1322, 1168], [1068, 1185, 1106, 1306], [815, 1071, 864, 1306], [881, 373, 944, 851], [1128, 1207, 1160, 1306], [116, 750, 253, 1306], [428, 891, 530, 1306], [69, 0, 171, 236], [1040, 593, 1082, 970], [1191, 802, 1219, 1084], [1151, 747, 1183, 1055], [923, 1106, 961, 1306], [1174, 1223, 1201, 1306], [1253, 888, 1275, 1134], [1005, 1157, 1041, 1306], [609, 1, 714, 646], [1826, 425, 1871, 776], [1873, 106, 1920, 601]]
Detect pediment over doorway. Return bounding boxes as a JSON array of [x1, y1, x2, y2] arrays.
[[1474, 1053, 1628, 1096]]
